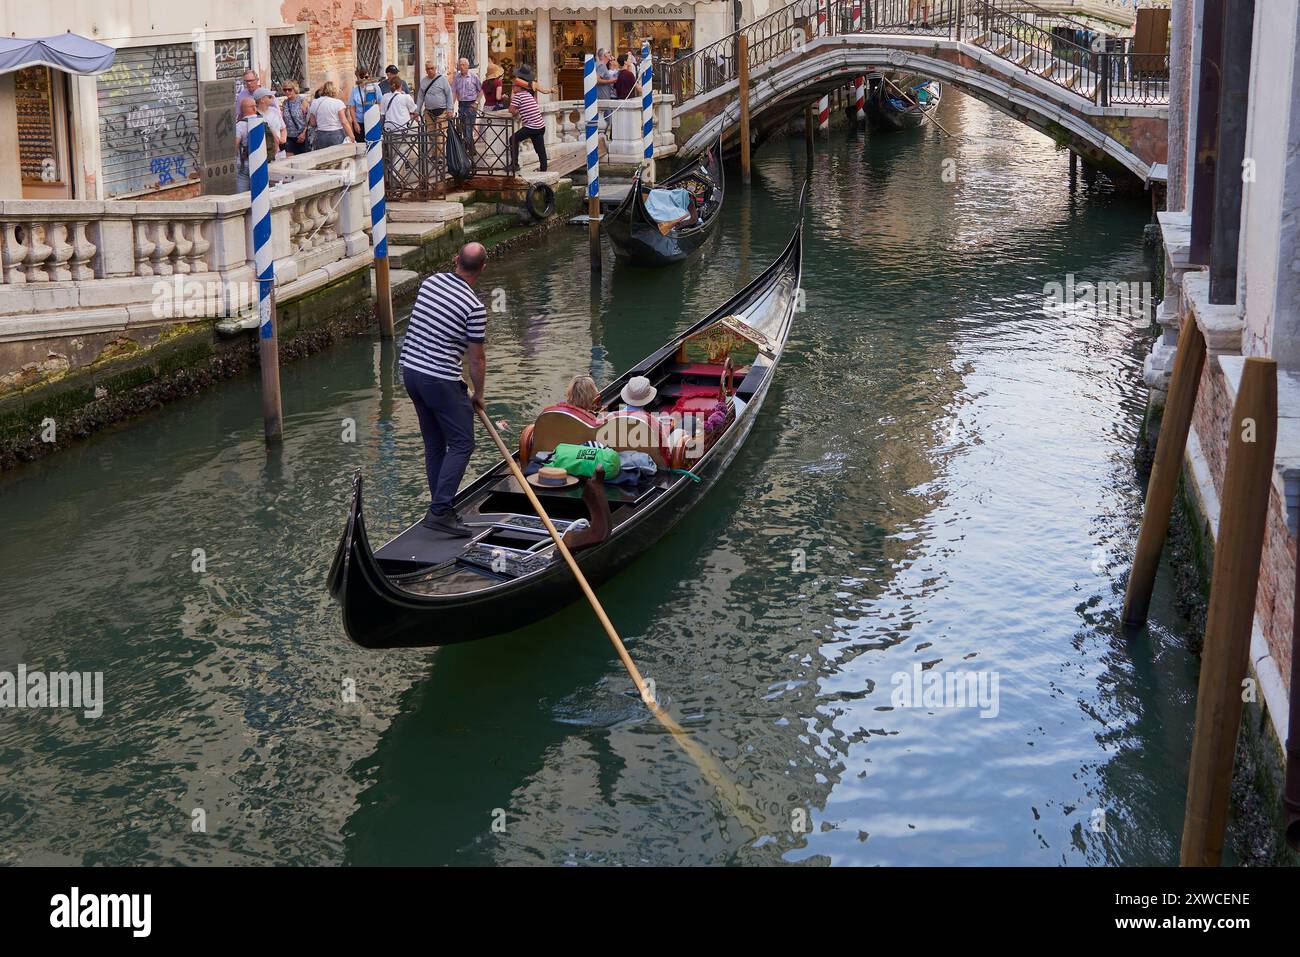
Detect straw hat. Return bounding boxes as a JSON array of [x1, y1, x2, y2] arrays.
[[526, 466, 578, 488], [486, 61, 505, 81], [620, 376, 657, 407]]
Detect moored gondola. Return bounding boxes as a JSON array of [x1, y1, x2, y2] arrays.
[[865, 72, 942, 131], [602, 134, 724, 266], [328, 189, 805, 649]]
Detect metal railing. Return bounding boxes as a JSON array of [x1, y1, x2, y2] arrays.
[[382, 121, 449, 201], [656, 0, 1168, 107], [467, 113, 517, 177], [381, 113, 519, 200]]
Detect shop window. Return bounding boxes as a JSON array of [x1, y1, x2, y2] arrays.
[[618, 20, 695, 64], [552, 20, 596, 100], [488, 19, 539, 86]]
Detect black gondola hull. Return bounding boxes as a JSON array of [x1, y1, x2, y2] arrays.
[[330, 376, 768, 648], [329, 191, 802, 649], [603, 137, 724, 267], [865, 77, 940, 131]]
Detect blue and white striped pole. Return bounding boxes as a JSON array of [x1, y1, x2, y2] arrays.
[[584, 54, 601, 270], [640, 41, 654, 182], [362, 82, 395, 338], [247, 115, 283, 442]]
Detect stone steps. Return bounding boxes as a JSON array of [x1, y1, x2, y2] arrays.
[[386, 244, 421, 270], [370, 267, 420, 301], [461, 202, 497, 225], [464, 213, 522, 243], [387, 220, 455, 245], [387, 200, 463, 223]]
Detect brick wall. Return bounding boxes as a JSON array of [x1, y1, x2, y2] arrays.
[[285, 2, 474, 97], [1190, 349, 1294, 694]]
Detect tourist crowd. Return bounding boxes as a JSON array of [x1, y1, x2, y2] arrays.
[[233, 49, 644, 190]]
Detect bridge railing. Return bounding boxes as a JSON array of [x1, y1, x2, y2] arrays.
[[966, 0, 1097, 97], [656, 0, 1168, 107], [656, 0, 820, 100]]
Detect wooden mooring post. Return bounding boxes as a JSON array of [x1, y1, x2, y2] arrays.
[[1180, 356, 1277, 866], [1122, 317, 1207, 627], [738, 34, 752, 185]]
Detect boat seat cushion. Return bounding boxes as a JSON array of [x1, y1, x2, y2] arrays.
[[671, 395, 724, 418], [661, 383, 719, 399], [673, 362, 726, 378]]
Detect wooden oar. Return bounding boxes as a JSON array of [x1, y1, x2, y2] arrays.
[[472, 403, 764, 834], [882, 75, 953, 137]]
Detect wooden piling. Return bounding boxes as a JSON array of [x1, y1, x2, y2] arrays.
[[259, 296, 284, 444], [738, 34, 752, 186], [1122, 317, 1207, 627], [589, 195, 601, 271], [1180, 356, 1278, 867], [374, 256, 395, 340], [805, 103, 814, 164]]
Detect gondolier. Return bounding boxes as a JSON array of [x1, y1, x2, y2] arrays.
[[400, 242, 490, 537], [328, 185, 809, 649], [508, 65, 548, 172]]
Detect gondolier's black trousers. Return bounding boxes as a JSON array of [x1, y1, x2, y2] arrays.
[[510, 126, 547, 172], [402, 367, 475, 517]]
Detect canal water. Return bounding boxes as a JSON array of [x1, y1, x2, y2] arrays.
[[0, 90, 1211, 866]]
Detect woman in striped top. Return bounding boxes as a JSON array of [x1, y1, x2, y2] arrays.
[[507, 64, 548, 172]]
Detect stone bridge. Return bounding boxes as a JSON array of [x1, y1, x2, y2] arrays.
[[661, 0, 1169, 182]]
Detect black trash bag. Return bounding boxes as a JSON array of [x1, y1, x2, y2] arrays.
[[445, 125, 472, 181]]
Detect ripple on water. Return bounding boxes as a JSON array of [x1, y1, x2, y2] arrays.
[[0, 90, 1202, 866]]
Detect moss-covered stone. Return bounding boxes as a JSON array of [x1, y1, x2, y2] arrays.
[[1, 194, 591, 472]]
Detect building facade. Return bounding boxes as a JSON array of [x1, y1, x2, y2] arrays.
[[0, 0, 738, 202], [1144, 0, 1300, 760]]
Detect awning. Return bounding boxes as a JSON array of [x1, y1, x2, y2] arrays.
[[492, 3, 695, 14], [0, 32, 116, 77]]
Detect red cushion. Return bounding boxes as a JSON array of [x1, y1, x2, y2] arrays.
[[676, 363, 724, 378], [671, 384, 720, 398], [672, 396, 722, 417]]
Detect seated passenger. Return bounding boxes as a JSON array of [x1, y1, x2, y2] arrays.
[[644, 187, 698, 227], [542, 375, 604, 424], [618, 376, 659, 414]]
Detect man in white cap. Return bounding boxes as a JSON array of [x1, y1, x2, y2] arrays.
[[619, 376, 657, 412]]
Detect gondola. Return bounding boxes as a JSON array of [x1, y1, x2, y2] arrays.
[[865, 72, 942, 131], [327, 189, 805, 649], [602, 134, 724, 266]]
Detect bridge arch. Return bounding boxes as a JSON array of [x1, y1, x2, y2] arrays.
[[671, 36, 1168, 182]]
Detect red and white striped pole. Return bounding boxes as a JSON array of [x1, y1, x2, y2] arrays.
[[852, 0, 865, 123], [817, 3, 829, 131]]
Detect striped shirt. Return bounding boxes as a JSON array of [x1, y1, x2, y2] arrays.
[[512, 88, 543, 129], [400, 273, 486, 380]]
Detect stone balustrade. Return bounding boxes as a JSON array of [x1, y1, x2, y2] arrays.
[[540, 96, 677, 165], [0, 143, 371, 345]]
